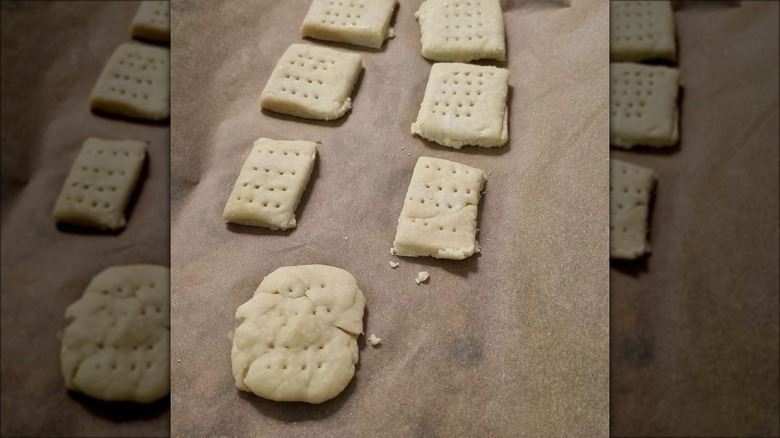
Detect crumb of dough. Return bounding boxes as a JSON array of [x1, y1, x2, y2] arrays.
[[388, 28, 396, 39], [176, 359, 181, 363], [389, 261, 400, 269], [368, 334, 382, 346], [390, 247, 397, 256], [415, 271, 430, 285], [344, 236, 348, 241]]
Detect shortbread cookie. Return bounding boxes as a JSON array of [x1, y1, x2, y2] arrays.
[[610, 62, 680, 148], [61, 265, 170, 403], [412, 63, 509, 148], [90, 43, 170, 120], [301, 0, 398, 49], [610, 159, 655, 260], [223, 138, 317, 230], [131, 1, 170, 43], [53, 138, 146, 230], [260, 44, 363, 121], [232, 265, 365, 404], [611, 1, 676, 62], [415, 0, 505, 62], [392, 157, 486, 260]]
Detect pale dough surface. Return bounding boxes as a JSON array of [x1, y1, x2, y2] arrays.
[[223, 138, 317, 230], [90, 43, 170, 120], [415, 0, 505, 62], [301, 0, 397, 49], [393, 157, 486, 260], [610, 62, 679, 148], [231, 265, 365, 404], [52, 138, 146, 230], [610, 1, 675, 62], [412, 63, 509, 148], [131, 1, 170, 43], [260, 44, 363, 121], [610, 159, 655, 260], [61, 265, 170, 403]]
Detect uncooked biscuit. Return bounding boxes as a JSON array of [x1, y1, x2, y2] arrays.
[[392, 157, 486, 260], [260, 44, 363, 121], [610, 62, 679, 148], [412, 63, 509, 148], [611, 1, 676, 62], [223, 138, 317, 230], [90, 43, 170, 120], [52, 138, 146, 230], [130, 1, 170, 43], [415, 0, 505, 62], [61, 265, 170, 403], [231, 265, 365, 404], [610, 159, 656, 260], [301, 0, 398, 49]]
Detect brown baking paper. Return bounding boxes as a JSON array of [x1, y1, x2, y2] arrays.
[[1, 2, 170, 437], [610, 2, 779, 436], [170, 0, 609, 436]]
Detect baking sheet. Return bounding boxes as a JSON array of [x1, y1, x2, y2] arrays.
[[610, 1, 779, 436], [170, 0, 609, 436], [0, 2, 170, 437]]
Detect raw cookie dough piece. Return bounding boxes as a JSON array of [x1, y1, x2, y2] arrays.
[[301, 0, 398, 49], [90, 43, 170, 120], [610, 159, 656, 260], [223, 138, 317, 230], [610, 62, 679, 148], [130, 1, 170, 43], [415, 0, 505, 62], [61, 265, 170, 403], [412, 63, 509, 148], [260, 44, 363, 121], [392, 157, 486, 260], [52, 138, 146, 230], [611, 1, 675, 62], [232, 265, 366, 404]]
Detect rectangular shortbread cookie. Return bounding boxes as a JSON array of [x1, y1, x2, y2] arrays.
[[260, 44, 363, 121], [610, 62, 679, 148], [53, 138, 146, 230], [392, 157, 486, 260], [415, 0, 505, 62], [223, 138, 317, 230], [610, 159, 655, 260], [611, 1, 676, 62], [301, 0, 398, 49], [131, 1, 170, 43], [90, 43, 170, 121], [412, 63, 509, 148]]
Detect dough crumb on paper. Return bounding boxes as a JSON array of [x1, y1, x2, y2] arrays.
[[415, 271, 430, 285], [368, 334, 382, 346], [389, 261, 400, 269]]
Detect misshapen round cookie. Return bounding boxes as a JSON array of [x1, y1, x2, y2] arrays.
[[61, 265, 169, 403], [232, 265, 365, 404]]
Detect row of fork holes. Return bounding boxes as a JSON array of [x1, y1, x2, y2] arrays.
[[94, 360, 155, 371], [86, 149, 138, 157], [423, 164, 470, 175], [236, 197, 281, 208], [409, 218, 458, 232], [323, 10, 361, 18], [328, 0, 365, 7], [445, 35, 485, 42], [251, 166, 296, 176], [96, 342, 156, 351], [444, 11, 483, 18], [79, 167, 126, 176], [71, 182, 117, 192], [423, 183, 472, 194], [409, 197, 457, 210], [113, 74, 154, 85], [109, 87, 149, 100], [258, 149, 302, 156], [242, 182, 288, 192], [64, 196, 111, 209], [98, 283, 157, 294]]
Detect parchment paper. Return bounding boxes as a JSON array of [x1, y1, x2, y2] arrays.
[[171, 0, 609, 436], [1, 2, 169, 437], [610, 2, 780, 436]]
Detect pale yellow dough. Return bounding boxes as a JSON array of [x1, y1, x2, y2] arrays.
[[301, 0, 398, 49], [260, 44, 363, 121], [611, 1, 676, 62], [52, 138, 146, 230], [610, 62, 679, 148], [412, 63, 509, 148], [130, 1, 170, 43], [610, 159, 656, 260], [223, 138, 317, 230], [415, 0, 506, 62], [61, 265, 170, 403], [231, 265, 365, 404], [392, 157, 486, 260], [90, 43, 170, 120]]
